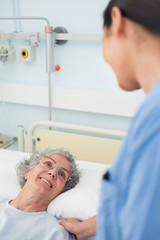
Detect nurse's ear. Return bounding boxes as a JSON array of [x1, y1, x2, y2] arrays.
[[110, 6, 126, 36]]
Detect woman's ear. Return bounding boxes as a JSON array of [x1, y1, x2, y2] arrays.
[[110, 6, 125, 36], [24, 170, 30, 180]]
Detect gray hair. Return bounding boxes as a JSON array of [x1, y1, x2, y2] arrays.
[[16, 148, 80, 193]]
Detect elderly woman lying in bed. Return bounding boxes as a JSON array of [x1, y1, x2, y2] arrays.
[[0, 148, 80, 240]]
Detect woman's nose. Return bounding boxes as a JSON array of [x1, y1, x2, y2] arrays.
[[48, 168, 57, 179]]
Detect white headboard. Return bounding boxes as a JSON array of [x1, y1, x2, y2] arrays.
[[36, 129, 122, 164]]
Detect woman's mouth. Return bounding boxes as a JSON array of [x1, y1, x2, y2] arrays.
[[40, 177, 52, 188]]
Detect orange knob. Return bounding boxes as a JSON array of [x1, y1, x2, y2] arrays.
[[55, 65, 60, 71]]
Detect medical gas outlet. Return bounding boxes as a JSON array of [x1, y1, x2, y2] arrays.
[[19, 45, 35, 62], [0, 45, 15, 63], [20, 49, 28, 59]]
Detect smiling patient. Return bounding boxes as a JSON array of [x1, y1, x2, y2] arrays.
[[0, 148, 80, 240]]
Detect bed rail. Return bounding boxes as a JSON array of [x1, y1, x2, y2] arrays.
[[18, 120, 126, 153]]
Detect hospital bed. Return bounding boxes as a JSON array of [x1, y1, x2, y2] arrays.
[[0, 121, 125, 240]]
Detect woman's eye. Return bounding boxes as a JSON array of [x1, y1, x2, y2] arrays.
[[59, 171, 65, 179], [44, 161, 52, 168]]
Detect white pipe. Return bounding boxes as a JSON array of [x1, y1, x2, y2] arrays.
[[45, 29, 55, 73], [18, 125, 24, 151], [27, 120, 126, 153], [12, 0, 18, 32], [12, 0, 22, 32], [45, 28, 55, 121], [17, 0, 23, 32], [55, 33, 102, 41], [48, 73, 52, 121], [3, 32, 101, 41], [0, 16, 50, 26], [24, 131, 28, 152]]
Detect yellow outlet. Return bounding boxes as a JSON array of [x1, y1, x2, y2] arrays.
[[19, 45, 35, 62], [20, 49, 28, 59]]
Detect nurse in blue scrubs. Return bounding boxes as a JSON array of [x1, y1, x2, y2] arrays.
[[60, 0, 160, 239], [97, 0, 160, 239]]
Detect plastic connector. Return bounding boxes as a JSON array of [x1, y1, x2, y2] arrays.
[[0, 44, 16, 62]]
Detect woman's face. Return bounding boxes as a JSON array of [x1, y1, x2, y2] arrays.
[[24, 154, 71, 203], [102, 8, 141, 91]]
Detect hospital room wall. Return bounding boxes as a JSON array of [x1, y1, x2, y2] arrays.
[[0, 0, 141, 139]]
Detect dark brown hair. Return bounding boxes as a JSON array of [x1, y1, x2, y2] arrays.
[[103, 0, 160, 34]]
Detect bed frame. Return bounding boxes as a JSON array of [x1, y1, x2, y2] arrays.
[[18, 121, 126, 165]]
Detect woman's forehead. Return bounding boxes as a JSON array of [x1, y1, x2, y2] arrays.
[[47, 153, 70, 169]]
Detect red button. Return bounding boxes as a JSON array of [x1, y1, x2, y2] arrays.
[[55, 65, 60, 71]]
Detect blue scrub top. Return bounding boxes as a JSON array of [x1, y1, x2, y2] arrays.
[[96, 80, 160, 240]]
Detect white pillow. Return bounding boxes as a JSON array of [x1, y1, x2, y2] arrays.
[[47, 160, 109, 221], [0, 149, 109, 221], [0, 149, 29, 199]]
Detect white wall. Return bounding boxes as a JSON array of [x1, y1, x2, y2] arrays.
[[0, 0, 145, 140]]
